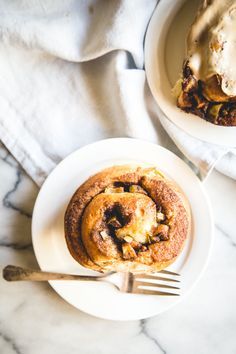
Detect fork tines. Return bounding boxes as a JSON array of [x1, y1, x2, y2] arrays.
[[132, 271, 181, 296]]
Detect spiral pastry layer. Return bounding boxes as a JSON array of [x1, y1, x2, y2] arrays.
[[64, 165, 191, 273]]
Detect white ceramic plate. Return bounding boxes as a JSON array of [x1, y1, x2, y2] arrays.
[[145, 0, 236, 147], [32, 138, 213, 320]]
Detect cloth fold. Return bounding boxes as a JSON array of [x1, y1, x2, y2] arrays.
[[0, 0, 235, 186]]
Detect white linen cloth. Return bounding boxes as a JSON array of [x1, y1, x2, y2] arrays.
[[0, 0, 235, 186]]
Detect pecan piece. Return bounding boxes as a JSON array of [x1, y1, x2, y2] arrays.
[[104, 186, 124, 193], [140, 245, 148, 252], [100, 230, 109, 240], [130, 241, 142, 250], [155, 224, 169, 241], [151, 235, 161, 243], [123, 235, 133, 243], [192, 93, 209, 111], [122, 243, 137, 259], [129, 185, 147, 194], [107, 216, 122, 228], [182, 75, 198, 93], [156, 212, 165, 222], [177, 91, 192, 109]]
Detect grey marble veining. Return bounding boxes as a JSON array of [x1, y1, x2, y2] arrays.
[[0, 143, 236, 354]]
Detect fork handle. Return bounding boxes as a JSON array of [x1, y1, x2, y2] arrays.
[[3, 265, 100, 282]]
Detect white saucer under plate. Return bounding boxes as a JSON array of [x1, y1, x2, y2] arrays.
[[145, 0, 236, 147], [32, 138, 213, 321]]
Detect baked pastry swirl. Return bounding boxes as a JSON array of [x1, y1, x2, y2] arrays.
[[176, 0, 236, 126], [64, 165, 190, 273]]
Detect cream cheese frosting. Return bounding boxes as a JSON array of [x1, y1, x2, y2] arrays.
[[187, 0, 236, 96]]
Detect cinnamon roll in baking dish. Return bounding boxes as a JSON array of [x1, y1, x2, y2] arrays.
[[64, 165, 191, 273], [176, 0, 236, 126]]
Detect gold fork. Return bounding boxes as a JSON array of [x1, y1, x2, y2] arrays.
[[3, 265, 180, 296]]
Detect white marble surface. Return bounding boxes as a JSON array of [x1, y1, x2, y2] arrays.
[[0, 142, 236, 354]]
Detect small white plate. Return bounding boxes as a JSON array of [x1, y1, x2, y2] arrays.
[[32, 138, 213, 320], [145, 0, 236, 147]]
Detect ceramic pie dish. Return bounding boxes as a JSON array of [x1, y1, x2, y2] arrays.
[[145, 0, 236, 146]]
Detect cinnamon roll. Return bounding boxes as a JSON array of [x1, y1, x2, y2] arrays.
[[176, 0, 236, 126], [64, 165, 191, 273]]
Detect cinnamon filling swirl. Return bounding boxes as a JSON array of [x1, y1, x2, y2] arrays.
[[64, 165, 190, 273]]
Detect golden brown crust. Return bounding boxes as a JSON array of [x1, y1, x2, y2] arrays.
[[64, 165, 191, 273]]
